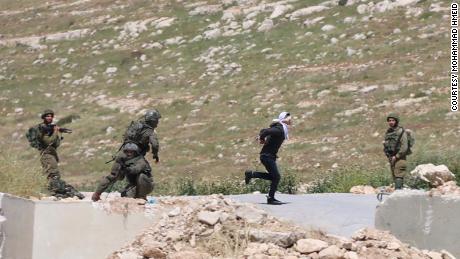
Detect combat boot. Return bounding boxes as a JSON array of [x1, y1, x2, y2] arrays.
[[267, 196, 283, 205], [394, 177, 404, 190], [244, 170, 253, 185]]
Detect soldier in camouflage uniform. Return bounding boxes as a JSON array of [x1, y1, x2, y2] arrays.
[[37, 109, 84, 199], [383, 113, 409, 190], [92, 143, 154, 200], [92, 109, 160, 201]]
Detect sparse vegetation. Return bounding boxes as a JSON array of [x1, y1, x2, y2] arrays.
[[0, 0, 457, 192], [0, 150, 47, 197]]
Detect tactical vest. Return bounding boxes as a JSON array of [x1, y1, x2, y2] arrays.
[[383, 127, 403, 157]]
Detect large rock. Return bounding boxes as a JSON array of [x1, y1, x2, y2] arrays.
[[410, 164, 455, 187], [235, 205, 267, 224], [295, 238, 329, 254], [247, 229, 305, 248], [318, 245, 344, 259], [197, 211, 221, 226]]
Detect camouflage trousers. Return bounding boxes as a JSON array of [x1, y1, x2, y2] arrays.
[[95, 154, 154, 200], [390, 159, 407, 179], [40, 153, 83, 199]]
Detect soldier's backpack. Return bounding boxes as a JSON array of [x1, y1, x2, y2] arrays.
[[398, 128, 415, 155], [26, 125, 41, 149], [123, 121, 145, 145]]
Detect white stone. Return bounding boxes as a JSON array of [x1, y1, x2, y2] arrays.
[[242, 20, 256, 30], [105, 67, 118, 74], [357, 4, 368, 14], [235, 205, 267, 224], [189, 5, 222, 16], [321, 25, 336, 32], [295, 238, 329, 254], [270, 5, 293, 19], [197, 211, 221, 226], [346, 47, 356, 56], [154, 17, 175, 29], [257, 19, 274, 32], [168, 207, 181, 217], [318, 245, 344, 258], [106, 126, 115, 135], [203, 28, 221, 39], [360, 85, 378, 93], [290, 6, 329, 21], [410, 164, 455, 187], [344, 251, 359, 259]]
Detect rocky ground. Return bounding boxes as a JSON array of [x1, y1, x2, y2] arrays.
[[97, 194, 453, 259]]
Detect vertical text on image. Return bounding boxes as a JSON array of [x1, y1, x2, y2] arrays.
[[452, 3, 459, 112]]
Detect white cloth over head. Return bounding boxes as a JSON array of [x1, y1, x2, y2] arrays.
[[273, 112, 290, 140]]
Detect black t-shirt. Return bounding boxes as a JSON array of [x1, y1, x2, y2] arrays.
[[259, 122, 285, 157]]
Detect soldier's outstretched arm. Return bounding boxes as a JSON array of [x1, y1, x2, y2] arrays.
[[149, 132, 160, 162]]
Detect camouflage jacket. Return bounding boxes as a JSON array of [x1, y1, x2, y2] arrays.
[[38, 123, 61, 156], [383, 126, 408, 159], [124, 119, 159, 158]]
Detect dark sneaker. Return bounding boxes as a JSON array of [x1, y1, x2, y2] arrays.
[[244, 170, 253, 185], [267, 197, 283, 205]]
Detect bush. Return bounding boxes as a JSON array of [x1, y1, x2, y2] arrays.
[[0, 151, 47, 198], [153, 170, 300, 196], [307, 166, 392, 193]]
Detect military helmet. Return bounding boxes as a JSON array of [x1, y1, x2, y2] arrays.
[[386, 113, 400, 122], [41, 109, 54, 119], [145, 109, 161, 122], [123, 143, 140, 154]]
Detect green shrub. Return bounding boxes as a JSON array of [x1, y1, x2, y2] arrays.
[[307, 166, 392, 193], [152, 171, 300, 196]]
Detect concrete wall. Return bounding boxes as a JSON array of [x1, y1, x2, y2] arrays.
[[1, 194, 35, 259], [0, 193, 156, 259], [375, 190, 460, 257]]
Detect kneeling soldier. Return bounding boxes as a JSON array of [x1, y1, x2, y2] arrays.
[[92, 143, 154, 201]]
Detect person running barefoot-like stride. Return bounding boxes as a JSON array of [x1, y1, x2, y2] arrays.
[[244, 112, 292, 205]]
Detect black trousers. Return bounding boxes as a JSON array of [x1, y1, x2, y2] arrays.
[[252, 154, 280, 198]]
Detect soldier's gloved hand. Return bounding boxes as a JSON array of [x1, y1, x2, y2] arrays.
[[91, 192, 101, 202], [153, 155, 159, 163]]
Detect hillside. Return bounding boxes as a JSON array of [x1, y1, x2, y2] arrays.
[[0, 0, 457, 192]]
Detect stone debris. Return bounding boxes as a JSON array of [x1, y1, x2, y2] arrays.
[[410, 164, 456, 187], [108, 195, 444, 259], [429, 181, 460, 197], [349, 185, 377, 194]]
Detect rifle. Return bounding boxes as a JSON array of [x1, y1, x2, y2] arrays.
[[105, 143, 125, 164], [41, 124, 72, 136]]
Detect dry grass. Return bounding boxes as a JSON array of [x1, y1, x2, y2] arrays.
[[0, 149, 47, 197]]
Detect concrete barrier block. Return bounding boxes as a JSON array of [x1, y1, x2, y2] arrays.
[[375, 190, 460, 257], [0, 193, 156, 259]]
